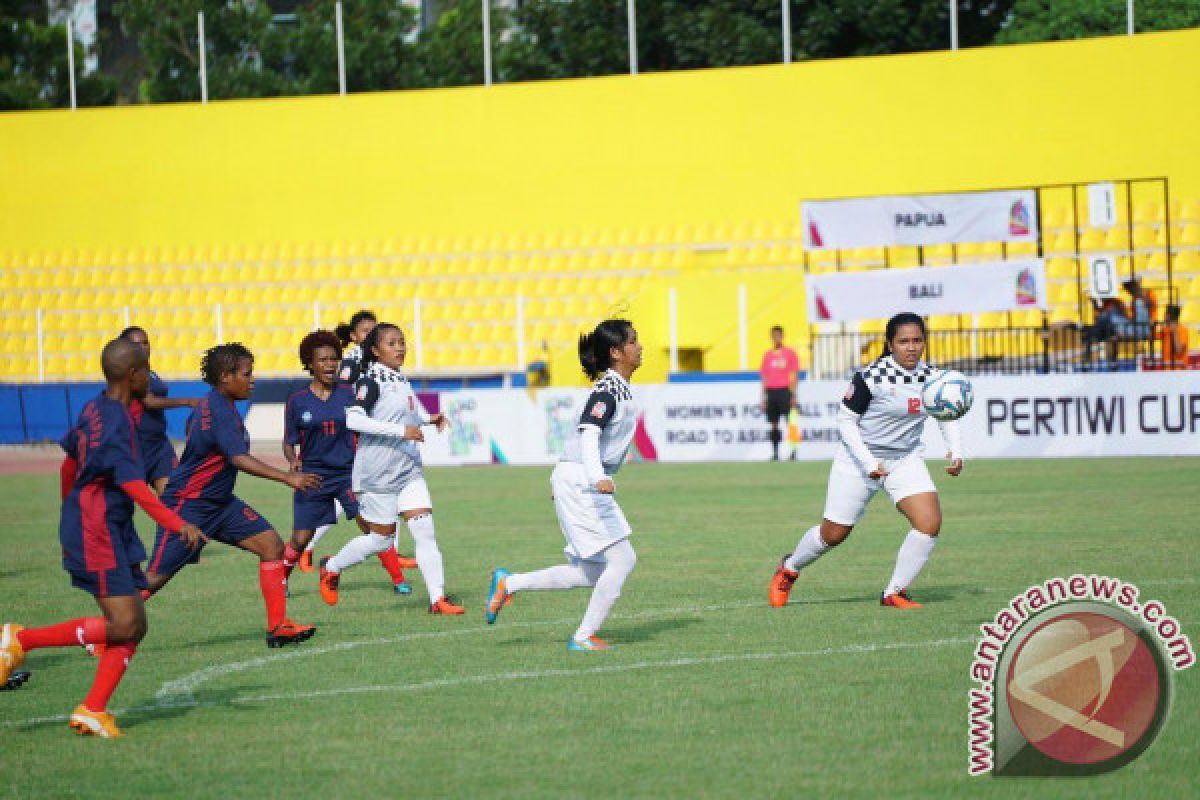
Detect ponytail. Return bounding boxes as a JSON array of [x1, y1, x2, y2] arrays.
[[359, 322, 401, 370], [334, 323, 354, 347], [578, 319, 634, 380], [881, 312, 926, 358]]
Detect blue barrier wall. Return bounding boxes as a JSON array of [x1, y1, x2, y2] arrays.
[[1, 380, 252, 445]]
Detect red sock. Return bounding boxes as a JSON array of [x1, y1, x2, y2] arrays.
[[259, 560, 288, 631], [83, 641, 136, 713], [17, 617, 106, 651], [140, 589, 152, 602], [282, 544, 301, 579], [377, 547, 405, 585]]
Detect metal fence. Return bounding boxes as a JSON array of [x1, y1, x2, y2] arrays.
[[809, 323, 1168, 380]]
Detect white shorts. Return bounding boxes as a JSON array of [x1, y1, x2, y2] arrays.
[[551, 462, 632, 561], [822, 448, 936, 526], [358, 479, 433, 525]]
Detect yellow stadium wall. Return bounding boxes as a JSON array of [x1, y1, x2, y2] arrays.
[[3, 28, 1199, 384]]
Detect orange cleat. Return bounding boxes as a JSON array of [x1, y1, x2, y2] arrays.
[[880, 590, 923, 609], [68, 704, 122, 738], [429, 596, 465, 615], [0, 624, 26, 684], [395, 552, 419, 569], [266, 618, 316, 648], [768, 556, 798, 608], [318, 558, 340, 606], [298, 550, 314, 573], [567, 635, 610, 652]]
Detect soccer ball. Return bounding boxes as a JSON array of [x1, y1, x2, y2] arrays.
[[921, 370, 974, 421]]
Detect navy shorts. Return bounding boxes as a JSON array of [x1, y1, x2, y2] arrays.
[[293, 474, 359, 531], [60, 487, 149, 598], [147, 496, 274, 577], [141, 434, 179, 484]]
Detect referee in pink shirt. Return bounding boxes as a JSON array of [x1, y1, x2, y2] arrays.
[[759, 326, 801, 461]]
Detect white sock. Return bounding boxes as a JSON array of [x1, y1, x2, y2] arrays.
[[884, 530, 938, 596], [575, 540, 637, 642], [407, 514, 445, 601], [325, 532, 392, 574], [306, 524, 333, 553], [785, 525, 831, 572], [507, 563, 602, 593]]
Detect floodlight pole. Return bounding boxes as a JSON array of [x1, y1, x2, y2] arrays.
[[627, 0, 638, 75], [482, 0, 493, 86], [1127, 0, 1135, 35], [949, 1, 958, 51], [781, 0, 792, 64], [335, 1, 347, 95], [198, 12, 208, 103], [36, 309, 45, 383], [66, 17, 77, 110], [413, 298, 424, 369]]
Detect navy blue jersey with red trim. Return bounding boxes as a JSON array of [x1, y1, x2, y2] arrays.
[[58, 393, 145, 510], [134, 371, 170, 439], [284, 386, 356, 476], [162, 389, 250, 504]]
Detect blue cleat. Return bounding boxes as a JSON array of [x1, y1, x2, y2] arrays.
[[393, 580, 413, 596], [567, 635, 610, 652], [485, 568, 511, 624]]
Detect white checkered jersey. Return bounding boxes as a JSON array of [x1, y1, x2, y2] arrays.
[[337, 344, 363, 385], [349, 362, 427, 492], [842, 355, 937, 458], [561, 369, 638, 475]]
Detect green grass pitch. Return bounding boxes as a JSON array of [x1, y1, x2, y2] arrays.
[[1, 458, 1197, 798]]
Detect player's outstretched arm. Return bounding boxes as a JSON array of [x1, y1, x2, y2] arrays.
[[345, 406, 426, 441], [141, 395, 199, 411], [230, 454, 321, 491], [121, 480, 207, 548]]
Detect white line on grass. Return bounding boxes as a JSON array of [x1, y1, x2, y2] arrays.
[[4, 635, 975, 729], [153, 598, 772, 707]]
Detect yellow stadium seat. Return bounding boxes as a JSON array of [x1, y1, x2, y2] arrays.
[[1181, 224, 1200, 248], [1133, 201, 1164, 225], [1078, 228, 1107, 252], [1046, 258, 1076, 280], [1045, 230, 1075, 255], [1179, 198, 1200, 222]]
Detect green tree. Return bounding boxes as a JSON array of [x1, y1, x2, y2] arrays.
[[291, 0, 420, 94], [996, 0, 1200, 43], [412, 0, 505, 88], [117, 0, 295, 102], [0, 2, 118, 110], [798, 1, 1015, 59]]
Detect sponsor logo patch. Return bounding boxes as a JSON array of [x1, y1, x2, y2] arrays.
[[590, 401, 607, 419]]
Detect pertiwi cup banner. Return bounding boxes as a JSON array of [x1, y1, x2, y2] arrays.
[[802, 190, 1039, 250], [243, 373, 1193, 466], [805, 259, 1048, 322]]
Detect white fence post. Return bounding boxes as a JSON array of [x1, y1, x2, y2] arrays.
[[738, 284, 748, 369], [312, 300, 321, 329], [1127, 0, 1135, 35], [482, 0, 493, 87], [413, 297, 424, 369], [627, 0, 638, 75], [198, 11, 208, 103], [36, 309, 45, 383], [215, 303, 223, 342], [949, 1, 958, 50], [66, 17, 77, 110], [335, 1, 347, 95], [668, 287, 679, 373], [515, 293, 526, 370], [123, 306, 131, 328], [781, 0, 792, 64]]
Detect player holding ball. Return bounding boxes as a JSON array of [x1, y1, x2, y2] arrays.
[[769, 312, 967, 610]]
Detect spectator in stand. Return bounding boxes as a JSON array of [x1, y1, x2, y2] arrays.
[[1089, 277, 1154, 360], [1157, 304, 1190, 370], [759, 326, 801, 461]]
